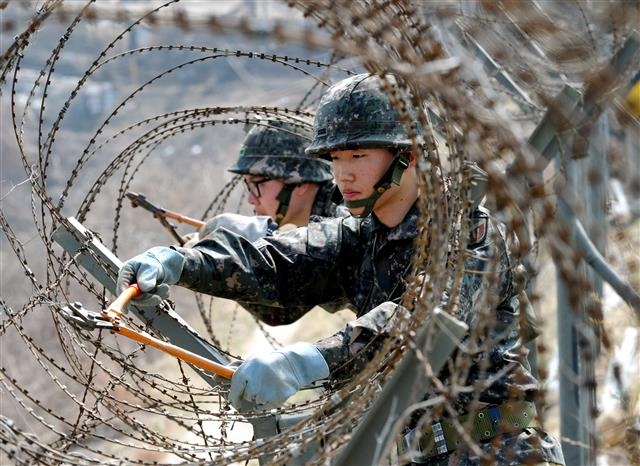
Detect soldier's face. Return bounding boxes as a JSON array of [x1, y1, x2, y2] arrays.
[[329, 148, 395, 215], [243, 175, 285, 219]]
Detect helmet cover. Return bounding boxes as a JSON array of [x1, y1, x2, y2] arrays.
[[306, 73, 421, 158], [229, 120, 333, 183]]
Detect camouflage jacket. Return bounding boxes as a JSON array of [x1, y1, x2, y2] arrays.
[[176, 201, 418, 319], [176, 202, 538, 402], [175, 201, 564, 464], [191, 181, 349, 324]]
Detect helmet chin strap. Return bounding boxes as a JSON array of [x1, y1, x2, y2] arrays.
[[274, 183, 299, 226], [345, 151, 410, 218]]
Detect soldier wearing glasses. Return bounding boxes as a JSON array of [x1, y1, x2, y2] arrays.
[[185, 119, 345, 246]]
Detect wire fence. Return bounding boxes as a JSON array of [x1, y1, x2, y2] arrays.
[[1, 1, 639, 465]]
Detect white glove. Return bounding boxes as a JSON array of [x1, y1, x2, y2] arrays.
[[199, 213, 275, 242], [229, 342, 329, 411], [116, 247, 185, 307]]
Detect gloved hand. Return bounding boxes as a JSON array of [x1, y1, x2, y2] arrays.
[[229, 342, 329, 411], [116, 246, 185, 308], [181, 214, 274, 248], [199, 213, 275, 243]]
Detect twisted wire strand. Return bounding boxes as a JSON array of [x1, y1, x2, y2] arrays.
[[1, 0, 638, 465]]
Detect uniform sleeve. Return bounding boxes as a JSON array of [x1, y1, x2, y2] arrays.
[[314, 208, 518, 381], [454, 208, 515, 329], [314, 301, 403, 379], [174, 217, 354, 310]]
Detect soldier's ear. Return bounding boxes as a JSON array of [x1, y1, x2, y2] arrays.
[[408, 151, 417, 167]]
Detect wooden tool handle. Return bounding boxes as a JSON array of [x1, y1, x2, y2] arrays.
[[118, 327, 235, 379], [164, 211, 205, 229], [106, 284, 141, 317]]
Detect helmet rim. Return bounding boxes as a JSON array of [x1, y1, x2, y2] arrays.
[[228, 155, 334, 183]]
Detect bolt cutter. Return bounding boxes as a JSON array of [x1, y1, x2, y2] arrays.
[[125, 191, 205, 245], [61, 284, 235, 380]]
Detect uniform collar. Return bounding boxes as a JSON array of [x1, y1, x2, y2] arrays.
[[369, 201, 420, 241]]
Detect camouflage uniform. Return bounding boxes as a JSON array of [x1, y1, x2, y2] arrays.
[[175, 203, 563, 464], [173, 75, 564, 464], [176, 201, 414, 320]]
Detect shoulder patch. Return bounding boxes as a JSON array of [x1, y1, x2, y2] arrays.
[[469, 216, 488, 246]]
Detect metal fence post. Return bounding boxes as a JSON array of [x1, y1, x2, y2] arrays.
[[556, 113, 608, 465]]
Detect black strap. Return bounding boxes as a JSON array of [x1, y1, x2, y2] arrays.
[[345, 151, 410, 217], [274, 183, 298, 225]]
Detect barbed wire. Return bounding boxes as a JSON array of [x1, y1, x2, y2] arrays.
[[1, 0, 639, 465]]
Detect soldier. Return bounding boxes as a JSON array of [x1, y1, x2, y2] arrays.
[[184, 119, 343, 246], [185, 118, 349, 324], [117, 73, 564, 465]]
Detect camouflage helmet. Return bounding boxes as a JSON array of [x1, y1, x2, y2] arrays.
[[228, 120, 334, 183], [306, 73, 420, 158]]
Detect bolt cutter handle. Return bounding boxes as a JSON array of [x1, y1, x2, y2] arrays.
[[61, 290, 236, 379], [125, 191, 205, 228], [117, 327, 236, 379], [104, 284, 141, 318], [104, 284, 236, 379]]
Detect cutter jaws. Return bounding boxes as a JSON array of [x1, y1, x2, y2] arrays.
[[62, 301, 118, 331]]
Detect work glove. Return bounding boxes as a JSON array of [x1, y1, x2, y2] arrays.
[[199, 213, 275, 242], [229, 342, 329, 411], [116, 246, 185, 308], [181, 213, 275, 248]]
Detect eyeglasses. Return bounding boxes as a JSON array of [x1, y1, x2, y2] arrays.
[[243, 178, 271, 198]]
